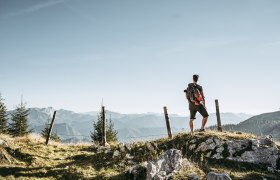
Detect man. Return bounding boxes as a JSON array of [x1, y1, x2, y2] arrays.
[[184, 74, 209, 133]]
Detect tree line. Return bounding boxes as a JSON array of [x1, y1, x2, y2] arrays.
[[0, 93, 118, 144]]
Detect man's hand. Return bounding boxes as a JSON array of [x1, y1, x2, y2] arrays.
[[200, 101, 206, 108]]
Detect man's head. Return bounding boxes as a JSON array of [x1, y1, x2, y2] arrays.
[[193, 74, 199, 83]]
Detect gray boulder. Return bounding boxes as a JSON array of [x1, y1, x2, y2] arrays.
[[227, 139, 279, 168], [206, 172, 231, 180], [146, 149, 187, 180], [157, 149, 183, 174], [188, 173, 200, 180]]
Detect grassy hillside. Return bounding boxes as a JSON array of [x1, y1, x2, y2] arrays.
[[0, 131, 279, 179], [218, 111, 280, 139]]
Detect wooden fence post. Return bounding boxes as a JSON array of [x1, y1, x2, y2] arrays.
[[102, 106, 107, 146], [163, 106, 173, 139], [46, 111, 57, 145], [215, 100, 222, 132]]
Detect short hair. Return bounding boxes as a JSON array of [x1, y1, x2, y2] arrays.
[[193, 74, 199, 82]]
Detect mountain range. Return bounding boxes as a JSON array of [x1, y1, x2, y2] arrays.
[[8, 107, 253, 143]]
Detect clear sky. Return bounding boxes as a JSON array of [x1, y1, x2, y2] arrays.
[[0, 0, 280, 116]]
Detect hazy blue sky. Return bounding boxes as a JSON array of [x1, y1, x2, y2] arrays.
[[0, 0, 280, 116]]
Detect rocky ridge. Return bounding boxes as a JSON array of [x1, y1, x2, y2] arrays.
[[110, 131, 280, 179], [1, 131, 280, 179]]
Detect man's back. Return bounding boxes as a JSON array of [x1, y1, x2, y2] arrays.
[[186, 83, 204, 109]]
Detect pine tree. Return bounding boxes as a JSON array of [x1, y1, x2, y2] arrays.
[[106, 116, 118, 142], [41, 120, 61, 142], [0, 94, 8, 134], [8, 98, 30, 137], [91, 112, 118, 144], [91, 114, 103, 143]]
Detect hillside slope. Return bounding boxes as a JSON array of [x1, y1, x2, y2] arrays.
[[1, 131, 279, 179], [220, 111, 280, 139]]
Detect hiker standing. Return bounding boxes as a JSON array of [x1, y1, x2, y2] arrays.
[[184, 74, 209, 133]]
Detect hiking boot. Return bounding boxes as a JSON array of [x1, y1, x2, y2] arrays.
[[199, 129, 205, 132]]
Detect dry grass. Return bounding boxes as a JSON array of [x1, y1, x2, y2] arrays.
[[173, 162, 206, 179], [0, 134, 97, 179], [192, 130, 256, 140]]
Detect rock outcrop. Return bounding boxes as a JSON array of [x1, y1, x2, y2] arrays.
[[146, 149, 188, 180], [186, 135, 280, 169]]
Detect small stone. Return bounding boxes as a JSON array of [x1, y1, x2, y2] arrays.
[[267, 167, 274, 173], [206, 138, 214, 145], [188, 173, 200, 180], [104, 149, 111, 154], [189, 144, 196, 151], [113, 150, 120, 158], [154, 174, 165, 180], [158, 171, 167, 176], [196, 142, 207, 152], [166, 172, 175, 179], [190, 139, 197, 144], [212, 153, 223, 159], [207, 172, 231, 180], [214, 138, 222, 146], [146, 142, 155, 151], [206, 152, 212, 158], [154, 171, 166, 180], [142, 161, 148, 168], [126, 153, 134, 159], [127, 160, 136, 165], [207, 143, 217, 150], [216, 146, 224, 153]]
